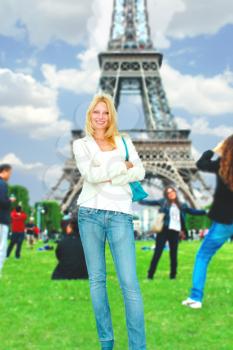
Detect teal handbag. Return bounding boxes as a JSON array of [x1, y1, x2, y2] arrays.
[[121, 136, 149, 202]]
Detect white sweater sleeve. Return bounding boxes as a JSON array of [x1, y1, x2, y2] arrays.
[[72, 139, 128, 183], [111, 136, 146, 185]]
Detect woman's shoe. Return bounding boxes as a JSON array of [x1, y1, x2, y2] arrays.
[[182, 298, 202, 309]]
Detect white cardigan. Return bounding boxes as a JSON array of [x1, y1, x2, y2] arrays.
[[72, 133, 146, 205]]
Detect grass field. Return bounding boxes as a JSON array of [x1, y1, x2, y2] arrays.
[[0, 239, 232, 350]]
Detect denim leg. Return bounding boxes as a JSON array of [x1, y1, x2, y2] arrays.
[[78, 207, 114, 347], [0, 224, 9, 272], [107, 211, 146, 350], [190, 221, 233, 302], [101, 339, 114, 350]]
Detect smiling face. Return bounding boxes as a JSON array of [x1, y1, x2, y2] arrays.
[[91, 101, 109, 132], [166, 187, 177, 202]]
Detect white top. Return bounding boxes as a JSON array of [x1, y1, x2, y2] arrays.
[[73, 134, 146, 210], [79, 148, 133, 215], [168, 203, 181, 232]]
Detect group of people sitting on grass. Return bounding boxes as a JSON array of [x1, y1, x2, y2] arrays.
[[3, 199, 88, 280]]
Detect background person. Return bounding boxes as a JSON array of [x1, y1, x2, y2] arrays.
[[51, 218, 88, 280], [25, 217, 36, 248], [182, 135, 233, 309], [7, 205, 27, 259], [33, 225, 40, 241], [139, 187, 206, 279], [0, 164, 15, 276]]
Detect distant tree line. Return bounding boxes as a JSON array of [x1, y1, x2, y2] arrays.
[[8, 184, 62, 233]]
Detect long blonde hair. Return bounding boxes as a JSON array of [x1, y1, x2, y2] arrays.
[[84, 93, 128, 148]]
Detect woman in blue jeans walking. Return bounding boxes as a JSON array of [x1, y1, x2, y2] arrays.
[[73, 93, 147, 349], [182, 134, 233, 309]]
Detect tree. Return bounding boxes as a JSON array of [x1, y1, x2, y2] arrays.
[[34, 200, 62, 233], [8, 185, 31, 217]]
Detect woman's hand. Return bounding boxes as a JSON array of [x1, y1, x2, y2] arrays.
[[213, 141, 224, 156], [179, 231, 186, 240], [100, 162, 133, 184], [125, 161, 134, 169]]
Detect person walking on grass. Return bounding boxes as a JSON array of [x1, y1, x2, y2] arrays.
[[73, 93, 147, 350], [182, 135, 233, 309], [139, 187, 206, 280], [25, 217, 36, 248], [0, 164, 16, 277], [7, 205, 27, 259]]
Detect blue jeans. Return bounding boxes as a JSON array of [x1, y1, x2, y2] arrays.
[[78, 206, 147, 350], [189, 221, 233, 302], [0, 224, 9, 272]]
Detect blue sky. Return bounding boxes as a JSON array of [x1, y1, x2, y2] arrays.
[[0, 0, 233, 205]]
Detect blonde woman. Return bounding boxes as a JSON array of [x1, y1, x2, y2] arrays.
[[73, 94, 147, 350]]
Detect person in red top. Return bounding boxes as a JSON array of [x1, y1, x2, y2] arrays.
[[7, 205, 27, 259], [33, 225, 40, 240]]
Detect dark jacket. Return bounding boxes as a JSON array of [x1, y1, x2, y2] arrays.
[[0, 177, 11, 225], [139, 198, 206, 232], [51, 234, 88, 280], [196, 150, 233, 224]]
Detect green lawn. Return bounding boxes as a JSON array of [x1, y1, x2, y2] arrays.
[[0, 240, 232, 350]]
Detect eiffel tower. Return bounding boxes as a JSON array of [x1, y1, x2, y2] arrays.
[[49, 0, 210, 211]]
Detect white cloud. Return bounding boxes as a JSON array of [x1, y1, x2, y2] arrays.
[[2, 0, 233, 138], [0, 68, 71, 139], [191, 146, 201, 161], [193, 119, 233, 138], [0, 0, 233, 50], [0, 153, 44, 171], [167, 0, 233, 40], [86, 0, 112, 51], [175, 116, 190, 129], [161, 63, 233, 116], [176, 116, 233, 139], [41, 0, 112, 94], [42, 61, 99, 95], [0, 0, 93, 47], [148, 0, 186, 48], [0, 152, 63, 192], [148, 0, 233, 48]]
